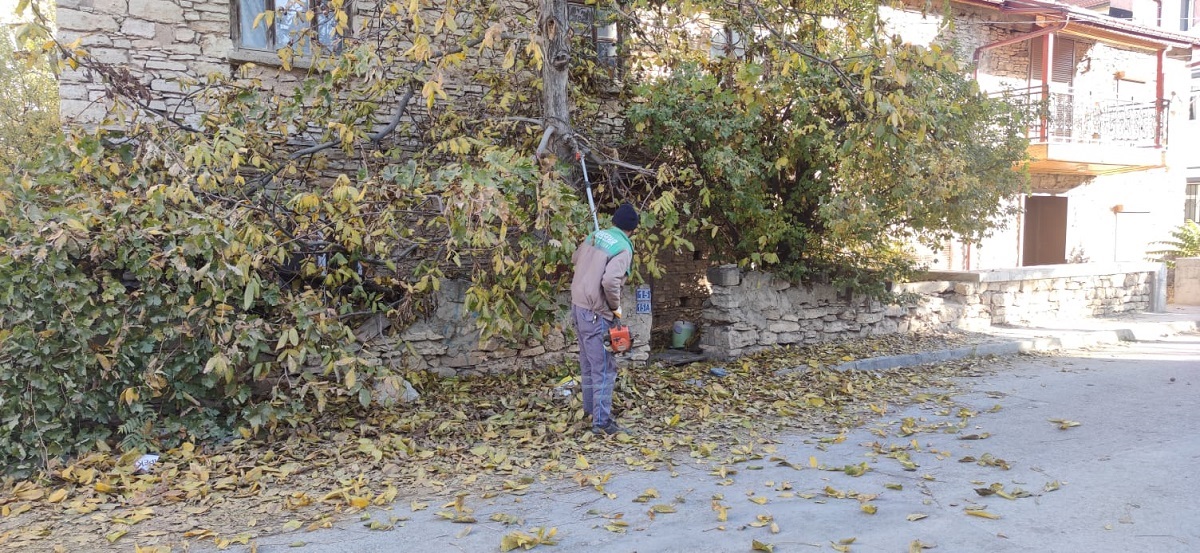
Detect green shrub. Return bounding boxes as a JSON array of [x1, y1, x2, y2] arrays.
[[1147, 220, 1200, 268]]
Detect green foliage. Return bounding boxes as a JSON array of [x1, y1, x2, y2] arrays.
[[0, 1, 60, 175], [1147, 220, 1200, 268], [624, 1, 1030, 295], [0, 1, 597, 472]]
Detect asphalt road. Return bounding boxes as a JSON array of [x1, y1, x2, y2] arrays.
[[221, 333, 1200, 553]]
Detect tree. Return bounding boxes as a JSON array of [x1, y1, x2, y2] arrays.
[[622, 0, 1030, 294], [0, 0, 59, 175]]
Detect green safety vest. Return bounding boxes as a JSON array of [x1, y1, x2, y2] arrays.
[[588, 227, 634, 275]]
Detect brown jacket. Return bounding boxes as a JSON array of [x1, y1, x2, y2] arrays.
[[570, 227, 633, 320]]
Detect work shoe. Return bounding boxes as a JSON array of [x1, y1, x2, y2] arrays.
[[593, 422, 631, 436]]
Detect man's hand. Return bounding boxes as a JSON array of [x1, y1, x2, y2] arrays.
[[612, 307, 623, 319]]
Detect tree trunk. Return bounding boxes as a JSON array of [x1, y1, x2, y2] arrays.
[[538, 0, 577, 175]]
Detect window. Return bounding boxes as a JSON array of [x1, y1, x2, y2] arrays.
[[1029, 36, 1076, 87], [1186, 182, 1198, 223], [710, 27, 746, 59], [1180, 0, 1196, 31], [233, 0, 342, 53], [567, 2, 618, 67], [1191, 71, 1199, 121]]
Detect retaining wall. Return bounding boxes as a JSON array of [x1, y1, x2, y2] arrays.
[[700, 262, 1165, 359], [354, 280, 651, 377]]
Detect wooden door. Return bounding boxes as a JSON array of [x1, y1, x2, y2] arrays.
[[1023, 195, 1068, 266]]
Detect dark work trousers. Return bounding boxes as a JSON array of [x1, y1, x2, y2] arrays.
[[572, 305, 617, 429]]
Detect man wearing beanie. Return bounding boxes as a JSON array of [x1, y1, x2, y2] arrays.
[[570, 202, 639, 436]]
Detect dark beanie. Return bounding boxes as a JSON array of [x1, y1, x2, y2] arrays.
[[613, 203, 639, 232]]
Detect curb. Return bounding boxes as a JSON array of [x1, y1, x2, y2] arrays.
[[821, 319, 1200, 373]]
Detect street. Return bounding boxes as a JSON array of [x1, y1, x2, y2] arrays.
[[230, 333, 1200, 553]]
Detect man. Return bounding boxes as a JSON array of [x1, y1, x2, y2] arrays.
[[570, 202, 638, 436]]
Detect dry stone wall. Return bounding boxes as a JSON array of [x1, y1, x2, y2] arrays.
[[353, 280, 650, 377], [700, 263, 1165, 359]]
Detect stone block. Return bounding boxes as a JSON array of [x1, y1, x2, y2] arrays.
[[58, 9, 119, 32], [120, 18, 157, 38], [89, 47, 129, 64], [150, 79, 183, 93], [519, 346, 546, 357], [407, 341, 448, 356], [952, 282, 977, 296], [706, 264, 741, 287], [776, 331, 804, 344], [768, 321, 801, 333], [93, 0, 129, 11], [402, 321, 447, 342], [129, 0, 184, 22], [894, 281, 950, 295], [799, 307, 826, 320], [856, 312, 884, 324], [146, 59, 189, 71]]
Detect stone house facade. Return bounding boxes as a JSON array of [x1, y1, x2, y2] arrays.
[[886, 0, 1200, 270]]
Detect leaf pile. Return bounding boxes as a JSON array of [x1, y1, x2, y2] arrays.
[[0, 335, 986, 551]]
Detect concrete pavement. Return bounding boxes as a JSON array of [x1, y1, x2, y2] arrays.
[[207, 307, 1200, 553]]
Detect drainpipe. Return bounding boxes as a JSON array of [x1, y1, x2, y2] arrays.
[[1155, 47, 1165, 148], [972, 20, 1069, 80]]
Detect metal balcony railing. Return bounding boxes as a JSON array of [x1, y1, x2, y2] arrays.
[[991, 86, 1169, 148]]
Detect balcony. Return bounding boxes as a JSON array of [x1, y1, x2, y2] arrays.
[[994, 86, 1168, 176]]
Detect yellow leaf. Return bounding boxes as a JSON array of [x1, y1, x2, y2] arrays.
[[752, 540, 774, 552], [650, 504, 676, 513], [809, 456, 818, 468], [105, 530, 126, 544], [1048, 419, 1081, 429], [94, 482, 116, 494], [907, 513, 928, 521], [749, 496, 768, 505], [574, 454, 590, 471], [15, 487, 43, 501], [502, 45, 516, 70], [47, 489, 68, 503], [910, 540, 936, 552], [861, 503, 877, 514], [349, 496, 369, 509], [965, 509, 1000, 519], [282, 520, 303, 532]]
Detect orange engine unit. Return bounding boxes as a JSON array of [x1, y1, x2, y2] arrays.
[[606, 324, 632, 354]]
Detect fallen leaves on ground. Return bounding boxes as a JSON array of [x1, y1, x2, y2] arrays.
[[0, 333, 992, 551], [1049, 419, 1082, 430]]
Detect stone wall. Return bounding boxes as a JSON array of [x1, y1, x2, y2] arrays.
[[354, 280, 650, 377], [700, 263, 1165, 359], [54, 0, 627, 146], [1176, 258, 1200, 305]]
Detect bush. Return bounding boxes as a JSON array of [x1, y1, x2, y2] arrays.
[[1147, 220, 1200, 268], [0, 135, 354, 474]]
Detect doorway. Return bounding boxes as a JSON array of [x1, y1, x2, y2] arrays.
[[1023, 195, 1068, 266]]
